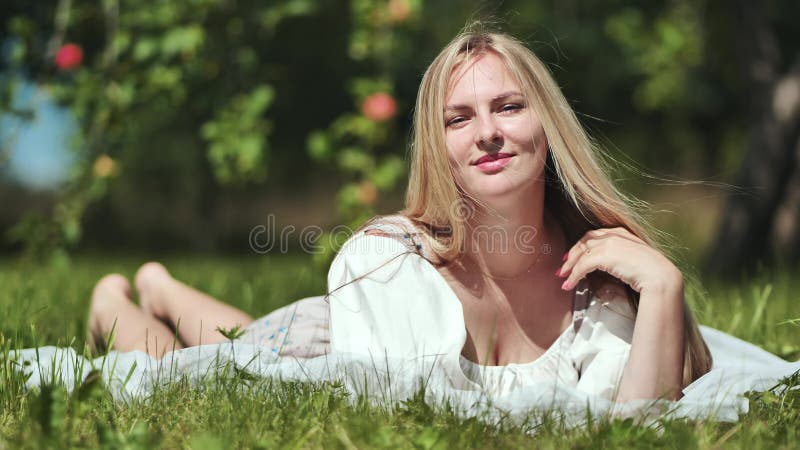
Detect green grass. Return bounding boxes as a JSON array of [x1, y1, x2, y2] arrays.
[[1, 254, 799, 449]]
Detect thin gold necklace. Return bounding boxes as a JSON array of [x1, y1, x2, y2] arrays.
[[476, 249, 545, 281]]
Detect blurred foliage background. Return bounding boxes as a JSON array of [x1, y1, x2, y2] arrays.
[[0, 0, 799, 277]]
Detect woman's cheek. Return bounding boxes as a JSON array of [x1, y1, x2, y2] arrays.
[[446, 153, 466, 185]]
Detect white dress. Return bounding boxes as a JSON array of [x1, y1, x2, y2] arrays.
[[11, 215, 800, 426], [322, 215, 653, 400]]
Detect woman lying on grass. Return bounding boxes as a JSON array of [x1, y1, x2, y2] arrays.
[[86, 28, 789, 409]]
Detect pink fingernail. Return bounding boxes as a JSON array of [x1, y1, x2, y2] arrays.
[[561, 280, 571, 290], [554, 268, 561, 277], [562, 253, 568, 261]]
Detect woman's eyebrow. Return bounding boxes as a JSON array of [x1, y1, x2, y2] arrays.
[[444, 91, 525, 111], [444, 103, 469, 112], [491, 91, 524, 101]]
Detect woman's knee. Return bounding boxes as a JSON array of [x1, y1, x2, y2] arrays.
[[134, 261, 176, 317], [92, 273, 130, 299]]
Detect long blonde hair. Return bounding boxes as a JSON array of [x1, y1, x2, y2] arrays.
[[400, 26, 712, 387]]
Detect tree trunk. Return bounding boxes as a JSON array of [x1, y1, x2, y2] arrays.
[[705, 1, 799, 277], [772, 126, 800, 265]]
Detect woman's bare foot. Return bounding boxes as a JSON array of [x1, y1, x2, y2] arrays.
[[134, 261, 174, 322], [88, 274, 133, 350]]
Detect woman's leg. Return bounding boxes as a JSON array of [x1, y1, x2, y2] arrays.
[[89, 274, 182, 358], [134, 262, 254, 347]]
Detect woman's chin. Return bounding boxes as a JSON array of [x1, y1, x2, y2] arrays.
[[461, 178, 542, 210], [468, 183, 526, 203]]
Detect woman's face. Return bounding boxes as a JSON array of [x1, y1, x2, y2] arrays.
[[443, 52, 548, 202]]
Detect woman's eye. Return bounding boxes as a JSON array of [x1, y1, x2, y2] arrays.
[[500, 103, 524, 113], [446, 116, 467, 127]]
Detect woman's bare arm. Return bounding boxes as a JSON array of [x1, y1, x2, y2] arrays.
[[615, 273, 685, 402], [557, 228, 686, 402]]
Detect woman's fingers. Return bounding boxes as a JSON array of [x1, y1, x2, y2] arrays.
[[557, 228, 644, 291], [556, 227, 682, 296], [559, 240, 613, 291], [557, 232, 608, 278]]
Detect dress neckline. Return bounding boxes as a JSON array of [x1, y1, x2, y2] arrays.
[[458, 321, 575, 371], [360, 216, 592, 370], [457, 283, 588, 370]]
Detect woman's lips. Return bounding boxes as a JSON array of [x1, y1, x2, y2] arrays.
[[472, 153, 514, 173]]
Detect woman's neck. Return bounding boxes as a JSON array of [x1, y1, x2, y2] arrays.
[[464, 186, 562, 279]]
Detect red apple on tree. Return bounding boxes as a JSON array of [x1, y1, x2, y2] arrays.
[[388, 0, 411, 23], [361, 92, 397, 122], [55, 43, 83, 71]]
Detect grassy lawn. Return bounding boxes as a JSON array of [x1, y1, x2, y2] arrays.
[[1, 254, 799, 448]]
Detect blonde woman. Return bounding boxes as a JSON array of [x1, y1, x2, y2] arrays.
[[86, 28, 794, 408]]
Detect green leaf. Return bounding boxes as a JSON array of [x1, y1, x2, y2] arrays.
[[216, 324, 246, 340], [370, 156, 405, 190], [201, 85, 275, 184], [337, 147, 373, 173], [111, 32, 131, 56], [133, 38, 158, 61], [161, 25, 205, 58], [307, 131, 331, 161]]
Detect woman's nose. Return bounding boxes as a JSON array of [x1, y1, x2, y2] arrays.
[[475, 115, 503, 152]]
